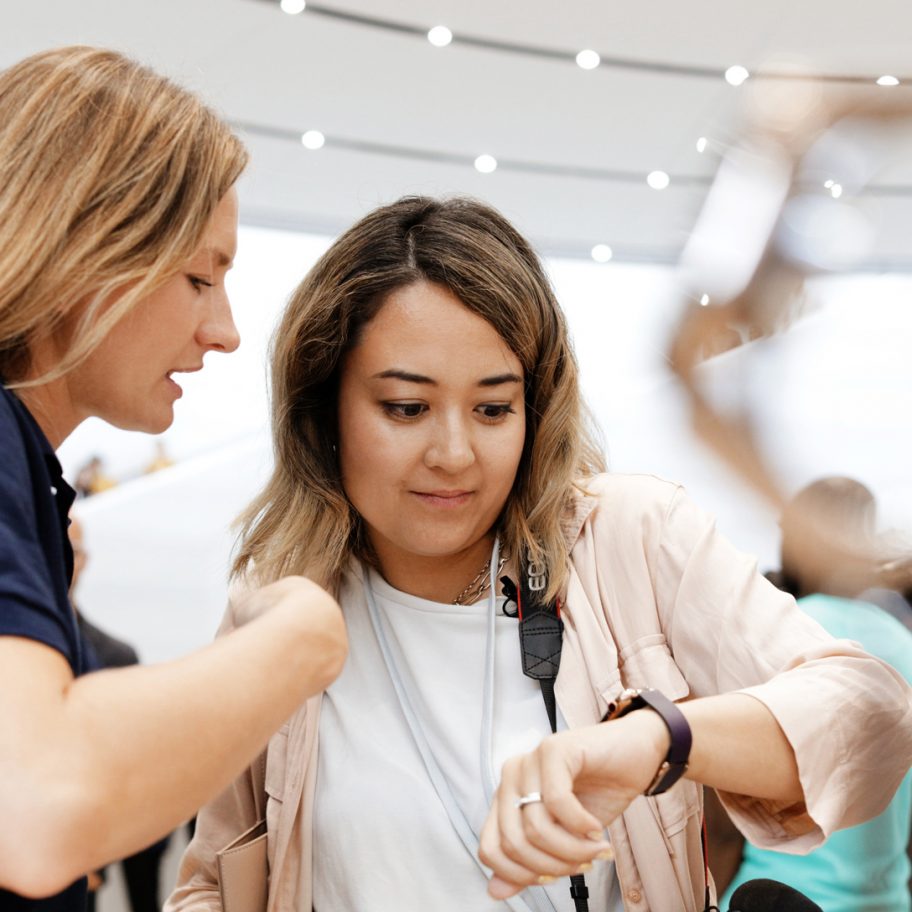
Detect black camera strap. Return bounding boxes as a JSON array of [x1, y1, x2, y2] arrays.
[[502, 557, 590, 912]]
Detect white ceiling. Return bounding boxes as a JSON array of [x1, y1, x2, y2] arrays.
[[5, 0, 912, 265]]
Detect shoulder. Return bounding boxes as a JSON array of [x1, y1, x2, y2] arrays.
[[0, 384, 20, 422], [563, 473, 684, 549], [0, 385, 36, 448], [0, 387, 50, 509], [0, 392, 42, 528], [0, 387, 30, 469]]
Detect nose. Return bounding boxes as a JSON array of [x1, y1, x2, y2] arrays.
[[424, 413, 476, 474], [197, 287, 240, 354]]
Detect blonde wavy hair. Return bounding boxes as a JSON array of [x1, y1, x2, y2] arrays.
[[0, 46, 247, 384], [236, 196, 605, 600]]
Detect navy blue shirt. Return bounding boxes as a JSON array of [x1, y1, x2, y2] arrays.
[[0, 383, 87, 911]]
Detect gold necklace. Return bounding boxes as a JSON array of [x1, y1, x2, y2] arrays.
[[452, 555, 508, 605]]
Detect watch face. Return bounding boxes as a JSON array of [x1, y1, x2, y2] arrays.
[[604, 687, 645, 720]]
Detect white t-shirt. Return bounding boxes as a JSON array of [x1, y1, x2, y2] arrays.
[[313, 569, 621, 912]]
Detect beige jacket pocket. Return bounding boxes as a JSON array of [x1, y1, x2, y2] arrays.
[[217, 820, 267, 912], [616, 634, 691, 698]]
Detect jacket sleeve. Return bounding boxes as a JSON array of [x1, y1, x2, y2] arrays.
[[165, 580, 267, 912], [652, 485, 912, 852]]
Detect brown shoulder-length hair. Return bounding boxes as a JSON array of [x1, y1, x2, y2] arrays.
[[0, 46, 247, 384], [234, 196, 605, 599]]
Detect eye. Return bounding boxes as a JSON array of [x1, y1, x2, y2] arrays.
[[382, 402, 427, 420], [476, 403, 516, 422], [188, 275, 214, 292]]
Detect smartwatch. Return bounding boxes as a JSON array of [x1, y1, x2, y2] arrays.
[[602, 688, 692, 796]]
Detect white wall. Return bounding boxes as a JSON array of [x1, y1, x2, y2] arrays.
[[60, 226, 912, 663]]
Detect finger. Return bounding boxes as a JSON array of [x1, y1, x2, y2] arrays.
[[479, 799, 546, 889], [483, 769, 578, 885], [538, 735, 608, 837], [488, 874, 525, 901], [519, 802, 609, 867], [494, 756, 606, 876], [494, 779, 568, 876]]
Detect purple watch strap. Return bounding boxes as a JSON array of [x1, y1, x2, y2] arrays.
[[603, 688, 692, 795]]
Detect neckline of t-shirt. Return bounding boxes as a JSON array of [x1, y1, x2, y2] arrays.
[[367, 568, 508, 616]]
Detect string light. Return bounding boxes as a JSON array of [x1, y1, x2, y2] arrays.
[[576, 50, 601, 70], [301, 130, 325, 149], [427, 26, 452, 47], [696, 137, 708, 154], [700, 294, 710, 306], [877, 75, 900, 86], [591, 244, 613, 262], [241, 111, 912, 264], [725, 65, 750, 86], [279, 0, 306, 14], [265, 2, 912, 86], [234, 117, 912, 223], [474, 154, 497, 174]]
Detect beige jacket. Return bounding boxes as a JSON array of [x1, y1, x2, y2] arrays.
[[167, 475, 912, 912]]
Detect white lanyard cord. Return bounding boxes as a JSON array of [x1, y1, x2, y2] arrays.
[[363, 541, 557, 912], [479, 544, 499, 805]]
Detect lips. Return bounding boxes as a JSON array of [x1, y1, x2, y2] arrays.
[[165, 365, 203, 391], [411, 490, 473, 508], [164, 373, 184, 398]]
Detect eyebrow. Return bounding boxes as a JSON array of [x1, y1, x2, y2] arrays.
[[192, 248, 233, 269], [211, 250, 233, 268], [371, 369, 523, 387]]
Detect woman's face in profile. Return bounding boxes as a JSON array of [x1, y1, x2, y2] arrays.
[[337, 280, 526, 578], [61, 188, 241, 435]]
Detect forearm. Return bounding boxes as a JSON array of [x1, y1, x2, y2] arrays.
[[631, 692, 803, 803], [2, 582, 345, 895], [70, 602, 342, 852]]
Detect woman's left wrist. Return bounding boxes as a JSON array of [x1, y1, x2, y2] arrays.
[[603, 689, 692, 795], [621, 709, 671, 790]]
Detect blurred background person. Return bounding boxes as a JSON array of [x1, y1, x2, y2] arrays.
[[74, 455, 117, 499], [143, 441, 175, 476]]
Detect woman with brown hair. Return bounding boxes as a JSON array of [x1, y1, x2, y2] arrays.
[[0, 46, 346, 911], [170, 196, 911, 912]]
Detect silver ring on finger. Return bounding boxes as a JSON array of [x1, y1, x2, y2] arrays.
[[514, 791, 543, 809]]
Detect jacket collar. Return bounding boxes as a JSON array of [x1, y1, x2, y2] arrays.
[[560, 478, 601, 553]]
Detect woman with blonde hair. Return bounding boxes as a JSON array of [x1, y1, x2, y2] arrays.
[[0, 46, 345, 911], [171, 196, 911, 912]]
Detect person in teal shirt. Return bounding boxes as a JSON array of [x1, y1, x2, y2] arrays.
[[723, 477, 912, 912]]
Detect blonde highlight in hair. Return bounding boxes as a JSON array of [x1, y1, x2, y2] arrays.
[[0, 46, 248, 383], [235, 196, 605, 599]]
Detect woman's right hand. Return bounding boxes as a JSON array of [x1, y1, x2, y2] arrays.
[[479, 713, 665, 899]]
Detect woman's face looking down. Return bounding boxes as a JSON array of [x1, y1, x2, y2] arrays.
[[50, 188, 241, 437], [337, 280, 527, 591]]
